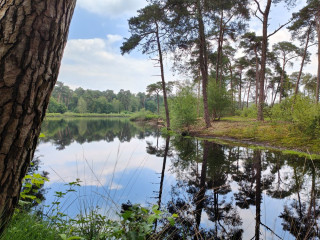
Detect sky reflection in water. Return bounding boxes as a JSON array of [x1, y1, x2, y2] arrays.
[[36, 118, 320, 239]]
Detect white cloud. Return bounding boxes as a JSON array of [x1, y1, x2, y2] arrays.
[[77, 0, 147, 18], [59, 37, 172, 93]]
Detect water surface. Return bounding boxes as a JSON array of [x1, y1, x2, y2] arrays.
[[36, 118, 320, 239]]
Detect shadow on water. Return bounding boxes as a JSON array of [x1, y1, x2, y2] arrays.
[[38, 118, 320, 239], [157, 137, 320, 240]]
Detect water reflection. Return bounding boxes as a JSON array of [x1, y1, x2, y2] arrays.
[[40, 118, 155, 150], [38, 119, 320, 239], [164, 138, 320, 239]]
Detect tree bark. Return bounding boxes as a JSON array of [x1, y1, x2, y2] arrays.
[[279, 57, 286, 103], [155, 22, 170, 129], [316, 12, 320, 103], [196, 0, 211, 128], [254, 48, 260, 106], [257, 0, 272, 121], [0, 0, 76, 233]]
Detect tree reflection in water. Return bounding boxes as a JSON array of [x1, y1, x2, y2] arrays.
[[155, 136, 320, 239], [40, 119, 320, 239], [40, 118, 156, 150]]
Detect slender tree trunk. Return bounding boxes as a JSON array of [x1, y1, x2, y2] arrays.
[[0, 0, 76, 233], [239, 71, 242, 109], [254, 150, 262, 240], [257, 0, 272, 121], [156, 93, 160, 115], [316, 14, 320, 103], [155, 23, 170, 129], [279, 58, 286, 103], [247, 81, 252, 108], [254, 48, 260, 106], [294, 26, 311, 98], [196, 0, 211, 128], [216, 11, 224, 84], [229, 63, 234, 111]]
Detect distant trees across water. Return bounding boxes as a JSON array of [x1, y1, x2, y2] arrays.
[[48, 81, 163, 114]]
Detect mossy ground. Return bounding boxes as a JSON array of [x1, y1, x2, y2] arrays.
[[190, 116, 320, 156]]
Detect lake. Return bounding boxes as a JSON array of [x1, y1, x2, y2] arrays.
[[36, 118, 320, 239]]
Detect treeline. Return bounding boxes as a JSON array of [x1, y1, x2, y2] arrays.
[[47, 81, 165, 114], [120, 0, 319, 129]]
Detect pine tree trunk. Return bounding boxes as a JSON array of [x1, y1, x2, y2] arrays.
[[155, 23, 170, 129], [196, 0, 211, 128], [254, 48, 260, 106], [279, 58, 286, 103], [0, 0, 76, 233], [257, 0, 272, 121], [316, 14, 320, 103]]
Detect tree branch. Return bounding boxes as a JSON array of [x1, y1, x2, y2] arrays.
[[254, 0, 264, 15], [268, 20, 293, 38], [254, 9, 263, 23]]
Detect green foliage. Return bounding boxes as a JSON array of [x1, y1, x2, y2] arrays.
[[2, 213, 60, 240], [5, 175, 177, 240], [240, 105, 258, 118], [208, 80, 232, 120], [270, 95, 320, 138], [19, 173, 49, 208], [129, 109, 159, 121], [77, 97, 87, 114], [170, 87, 198, 130], [48, 97, 67, 114]]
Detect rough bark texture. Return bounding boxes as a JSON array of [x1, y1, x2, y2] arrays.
[[0, 0, 76, 233]]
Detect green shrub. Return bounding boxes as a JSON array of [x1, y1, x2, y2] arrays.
[[170, 86, 197, 130], [129, 109, 159, 121], [240, 105, 257, 118], [208, 80, 232, 120], [270, 95, 320, 138]]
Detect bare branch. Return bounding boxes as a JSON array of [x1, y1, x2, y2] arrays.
[[268, 20, 293, 38], [254, 0, 264, 15], [254, 9, 263, 23]]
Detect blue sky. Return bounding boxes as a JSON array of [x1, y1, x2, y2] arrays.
[[58, 0, 316, 93]]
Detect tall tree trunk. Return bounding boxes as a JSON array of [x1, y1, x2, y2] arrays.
[[156, 93, 160, 115], [196, 0, 211, 128], [216, 11, 224, 84], [247, 81, 252, 108], [279, 58, 286, 103], [239, 71, 242, 109], [0, 0, 76, 233], [257, 0, 272, 121], [254, 150, 262, 240], [155, 23, 170, 129], [254, 48, 260, 106], [316, 14, 320, 103], [294, 25, 311, 98]]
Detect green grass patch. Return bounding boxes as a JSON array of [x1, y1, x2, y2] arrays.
[[129, 110, 159, 121]]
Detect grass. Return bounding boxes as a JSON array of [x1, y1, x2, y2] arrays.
[[190, 116, 320, 155], [1, 212, 60, 240], [46, 112, 131, 118], [129, 110, 159, 122]]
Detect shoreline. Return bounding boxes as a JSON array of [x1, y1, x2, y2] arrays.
[[188, 117, 320, 158]]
